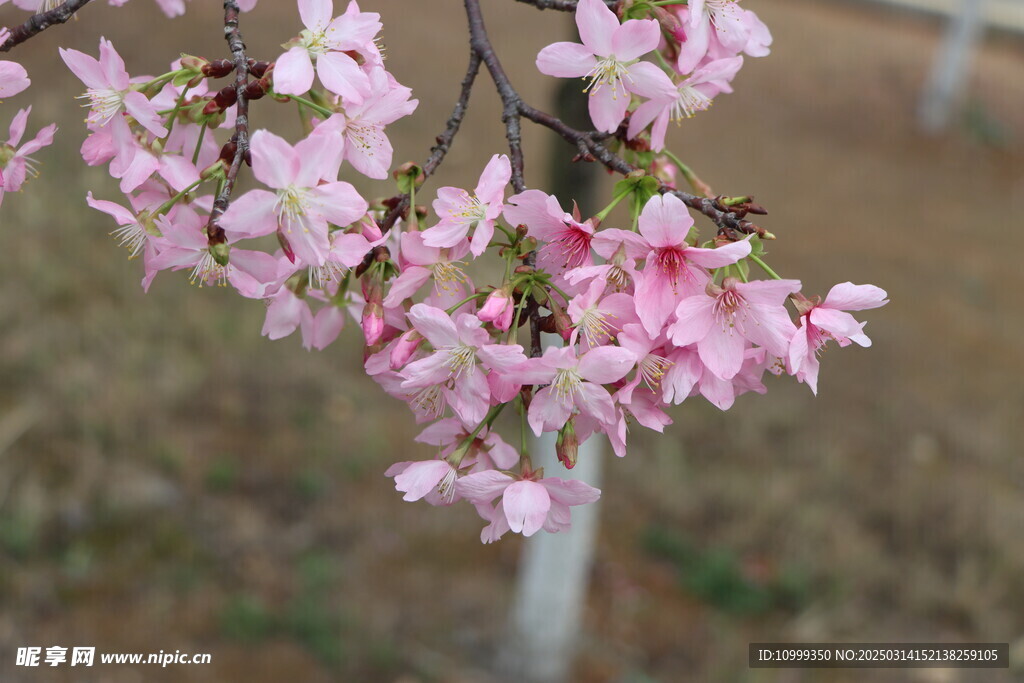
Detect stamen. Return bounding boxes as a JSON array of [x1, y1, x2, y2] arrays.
[[444, 344, 477, 378], [639, 354, 674, 390], [552, 367, 582, 404], [189, 251, 228, 288]]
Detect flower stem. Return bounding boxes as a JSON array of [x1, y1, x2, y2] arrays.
[[749, 254, 781, 280]]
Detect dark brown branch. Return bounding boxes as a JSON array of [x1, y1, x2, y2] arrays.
[[379, 50, 482, 234], [513, 0, 615, 10], [463, 0, 766, 238], [0, 0, 94, 52], [207, 0, 251, 244], [465, 0, 526, 193]]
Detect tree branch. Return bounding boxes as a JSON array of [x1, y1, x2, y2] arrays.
[[0, 0, 94, 52], [379, 49, 482, 233], [464, 0, 767, 238], [207, 0, 251, 245], [513, 0, 615, 10]]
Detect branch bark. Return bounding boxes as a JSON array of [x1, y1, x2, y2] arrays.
[[0, 0, 95, 52], [380, 50, 482, 233], [207, 0, 251, 244], [513, 0, 615, 10]]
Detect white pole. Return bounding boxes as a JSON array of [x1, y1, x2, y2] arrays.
[[918, 0, 987, 132], [499, 423, 604, 682]]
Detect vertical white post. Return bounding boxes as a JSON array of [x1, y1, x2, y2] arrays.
[[500, 427, 604, 682], [918, 0, 987, 132]]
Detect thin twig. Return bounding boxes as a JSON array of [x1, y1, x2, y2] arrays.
[[513, 0, 615, 10], [207, 0, 250, 245], [465, 0, 527, 194], [379, 50, 482, 233], [0, 0, 95, 52]]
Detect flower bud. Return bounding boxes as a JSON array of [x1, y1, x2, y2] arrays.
[[556, 419, 578, 469], [362, 304, 385, 346], [390, 329, 423, 369], [478, 286, 514, 331], [202, 59, 234, 79]]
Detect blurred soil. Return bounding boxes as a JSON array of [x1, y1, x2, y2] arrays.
[[1, 0, 1023, 681]]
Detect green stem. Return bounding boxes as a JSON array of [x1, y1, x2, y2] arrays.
[[285, 93, 334, 118], [507, 284, 532, 344], [446, 291, 488, 315], [155, 178, 204, 215], [192, 122, 208, 165], [594, 185, 633, 222], [663, 149, 707, 197], [749, 254, 782, 280], [160, 86, 190, 145]]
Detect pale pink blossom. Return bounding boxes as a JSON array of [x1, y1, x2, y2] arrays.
[[273, 0, 379, 102], [400, 304, 528, 425], [458, 469, 601, 541], [514, 345, 636, 435], [0, 107, 56, 205], [504, 189, 595, 275], [633, 193, 751, 336], [536, 0, 675, 132], [423, 154, 510, 257], [218, 129, 367, 267], [789, 283, 888, 394], [628, 56, 744, 150], [60, 38, 167, 138], [668, 277, 801, 380], [383, 232, 470, 308]]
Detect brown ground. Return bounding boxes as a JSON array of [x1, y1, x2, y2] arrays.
[[1, 0, 1023, 681]]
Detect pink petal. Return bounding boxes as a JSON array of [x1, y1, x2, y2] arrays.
[[456, 470, 514, 504], [578, 346, 635, 384], [638, 193, 693, 247], [272, 47, 315, 96], [250, 130, 299, 189], [503, 481, 550, 536], [588, 84, 630, 134], [309, 181, 368, 227], [685, 238, 751, 269], [219, 189, 279, 238], [823, 282, 889, 311], [536, 42, 596, 78], [576, 0, 618, 56], [407, 303, 459, 348], [611, 18, 661, 61], [316, 51, 370, 104]]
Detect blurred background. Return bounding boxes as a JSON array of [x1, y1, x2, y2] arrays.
[[1, 0, 1023, 680]]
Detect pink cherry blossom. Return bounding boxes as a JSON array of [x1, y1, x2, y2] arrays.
[[513, 344, 636, 435], [504, 189, 595, 274], [457, 469, 601, 541], [218, 129, 367, 267], [383, 232, 470, 308], [329, 68, 418, 179], [273, 0, 378, 103], [789, 283, 888, 394], [60, 38, 167, 138], [422, 154, 510, 257], [536, 0, 675, 132], [668, 277, 801, 380], [628, 56, 744, 150], [633, 193, 752, 336], [0, 58, 30, 99], [478, 287, 515, 332], [400, 304, 528, 425], [0, 107, 56, 205]]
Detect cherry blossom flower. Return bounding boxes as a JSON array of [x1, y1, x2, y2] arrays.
[[458, 469, 601, 541], [422, 154, 510, 257], [218, 129, 367, 267], [60, 38, 167, 137], [628, 57, 744, 151], [0, 58, 30, 99], [400, 304, 528, 425], [0, 107, 56, 206], [504, 189, 595, 275], [383, 232, 470, 308], [668, 277, 801, 380], [328, 68, 418, 179], [536, 0, 675, 132], [514, 345, 636, 435], [789, 283, 888, 394], [273, 0, 378, 103], [633, 193, 751, 336]]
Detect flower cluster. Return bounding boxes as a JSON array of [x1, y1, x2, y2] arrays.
[[538, 0, 770, 150], [368, 168, 886, 542], [0, 0, 889, 544], [69, 0, 415, 337]]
